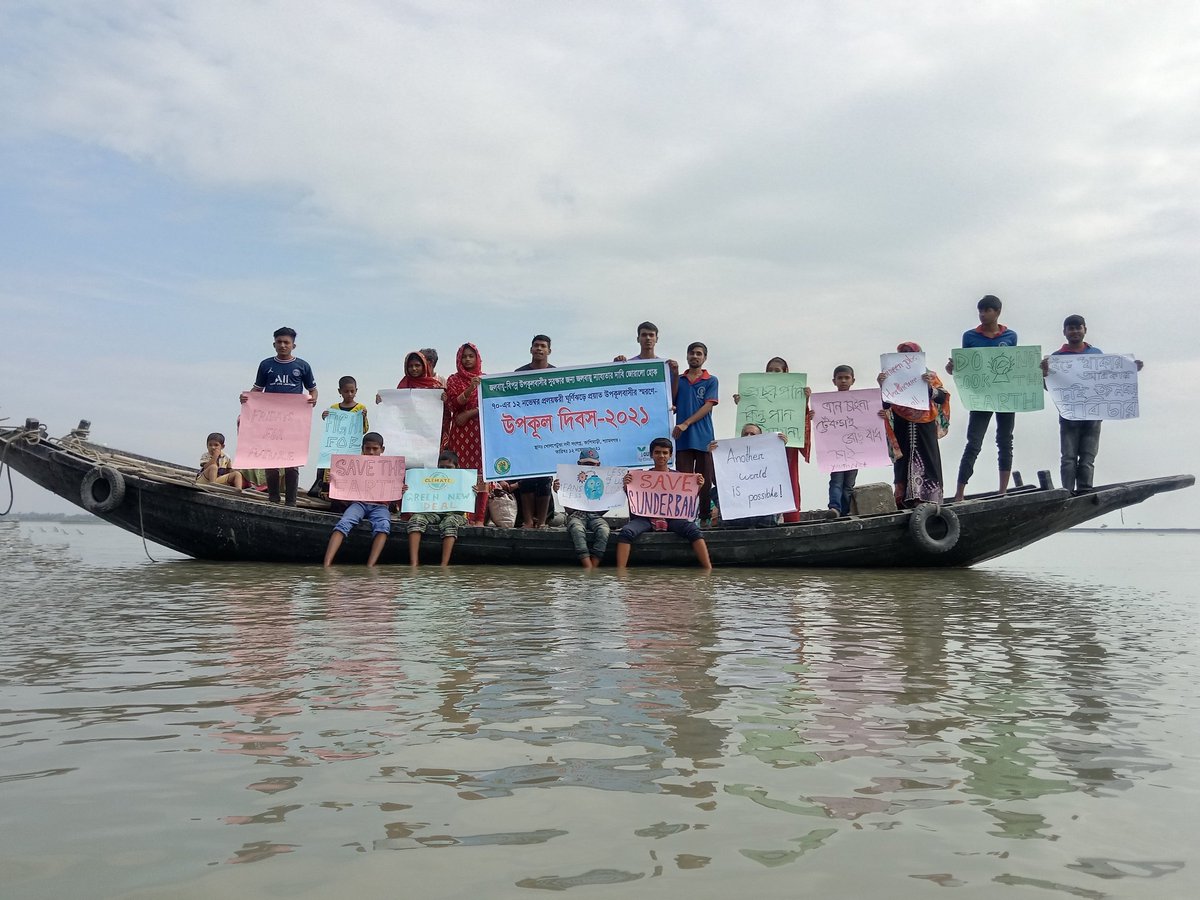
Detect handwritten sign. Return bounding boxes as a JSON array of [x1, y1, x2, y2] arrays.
[[735, 373, 808, 448], [710, 432, 795, 521], [401, 468, 478, 513], [479, 361, 672, 480], [810, 389, 891, 473], [625, 470, 700, 520], [316, 409, 366, 468], [374, 389, 444, 467], [555, 464, 629, 513], [232, 392, 313, 468], [951, 346, 1044, 412], [328, 454, 406, 502], [879, 352, 929, 410], [1045, 353, 1139, 420]]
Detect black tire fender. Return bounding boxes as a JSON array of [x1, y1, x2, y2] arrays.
[[908, 503, 960, 554], [80, 465, 126, 514]]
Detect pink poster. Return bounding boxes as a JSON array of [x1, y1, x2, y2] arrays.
[[329, 454, 407, 503], [232, 393, 314, 468], [810, 389, 891, 473], [625, 470, 700, 520]]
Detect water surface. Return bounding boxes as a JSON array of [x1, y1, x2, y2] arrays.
[[1, 523, 1196, 898]]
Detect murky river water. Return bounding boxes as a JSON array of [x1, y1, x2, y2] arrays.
[[1, 522, 1196, 899]]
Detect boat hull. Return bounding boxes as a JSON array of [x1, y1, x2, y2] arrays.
[[2, 426, 1193, 567]]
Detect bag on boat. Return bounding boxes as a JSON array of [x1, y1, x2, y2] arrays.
[[488, 489, 517, 528]]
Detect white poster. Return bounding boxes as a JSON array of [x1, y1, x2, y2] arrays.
[[710, 432, 796, 522], [1045, 354, 1139, 421], [555, 464, 629, 513], [374, 389, 444, 467], [879, 352, 929, 410]]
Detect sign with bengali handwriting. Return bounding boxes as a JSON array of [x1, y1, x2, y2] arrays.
[[734, 372, 808, 448], [232, 392, 313, 469], [1045, 353, 1139, 420], [950, 346, 1044, 412], [809, 389, 890, 473], [479, 361, 672, 481]]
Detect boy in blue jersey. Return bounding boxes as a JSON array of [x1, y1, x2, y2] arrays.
[[672, 341, 718, 524], [1040, 314, 1143, 494], [945, 295, 1018, 501], [241, 326, 317, 506]]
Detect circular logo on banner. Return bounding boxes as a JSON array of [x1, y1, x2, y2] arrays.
[[583, 474, 605, 501], [427, 474, 453, 491], [494, 458, 511, 476]]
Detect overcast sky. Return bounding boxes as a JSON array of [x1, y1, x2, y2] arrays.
[[1, 1, 1196, 525]]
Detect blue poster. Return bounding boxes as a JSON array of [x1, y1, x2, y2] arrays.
[[479, 360, 673, 481], [400, 468, 478, 513], [316, 408, 365, 468]]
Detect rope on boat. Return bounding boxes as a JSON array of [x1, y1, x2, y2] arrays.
[[136, 480, 159, 564], [0, 426, 45, 517]]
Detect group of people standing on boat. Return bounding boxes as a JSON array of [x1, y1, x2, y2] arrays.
[[198, 296, 1140, 567]]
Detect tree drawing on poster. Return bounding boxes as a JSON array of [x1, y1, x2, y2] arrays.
[[735, 372, 808, 447], [950, 346, 1044, 412], [1045, 353, 1139, 420]]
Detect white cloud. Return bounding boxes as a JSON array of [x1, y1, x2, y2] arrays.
[[0, 1, 1196, 522]]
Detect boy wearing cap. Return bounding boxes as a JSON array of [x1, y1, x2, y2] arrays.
[[554, 447, 613, 569]]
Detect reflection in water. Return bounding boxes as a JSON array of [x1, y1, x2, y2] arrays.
[[0, 522, 1196, 897]]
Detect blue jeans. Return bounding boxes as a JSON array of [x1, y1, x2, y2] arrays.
[[1059, 419, 1102, 492], [334, 502, 392, 536], [566, 512, 611, 560], [828, 469, 858, 515]]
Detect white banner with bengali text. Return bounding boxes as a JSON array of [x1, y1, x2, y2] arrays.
[[1046, 353, 1139, 420]]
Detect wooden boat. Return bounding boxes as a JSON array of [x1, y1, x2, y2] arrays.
[[1, 420, 1192, 567]]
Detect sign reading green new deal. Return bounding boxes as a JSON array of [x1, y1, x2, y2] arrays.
[[479, 361, 673, 480], [950, 346, 1044, 412]]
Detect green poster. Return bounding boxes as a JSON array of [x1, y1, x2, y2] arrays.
[[735, 372, 808, 448], [950, 346, 1044, 412]]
